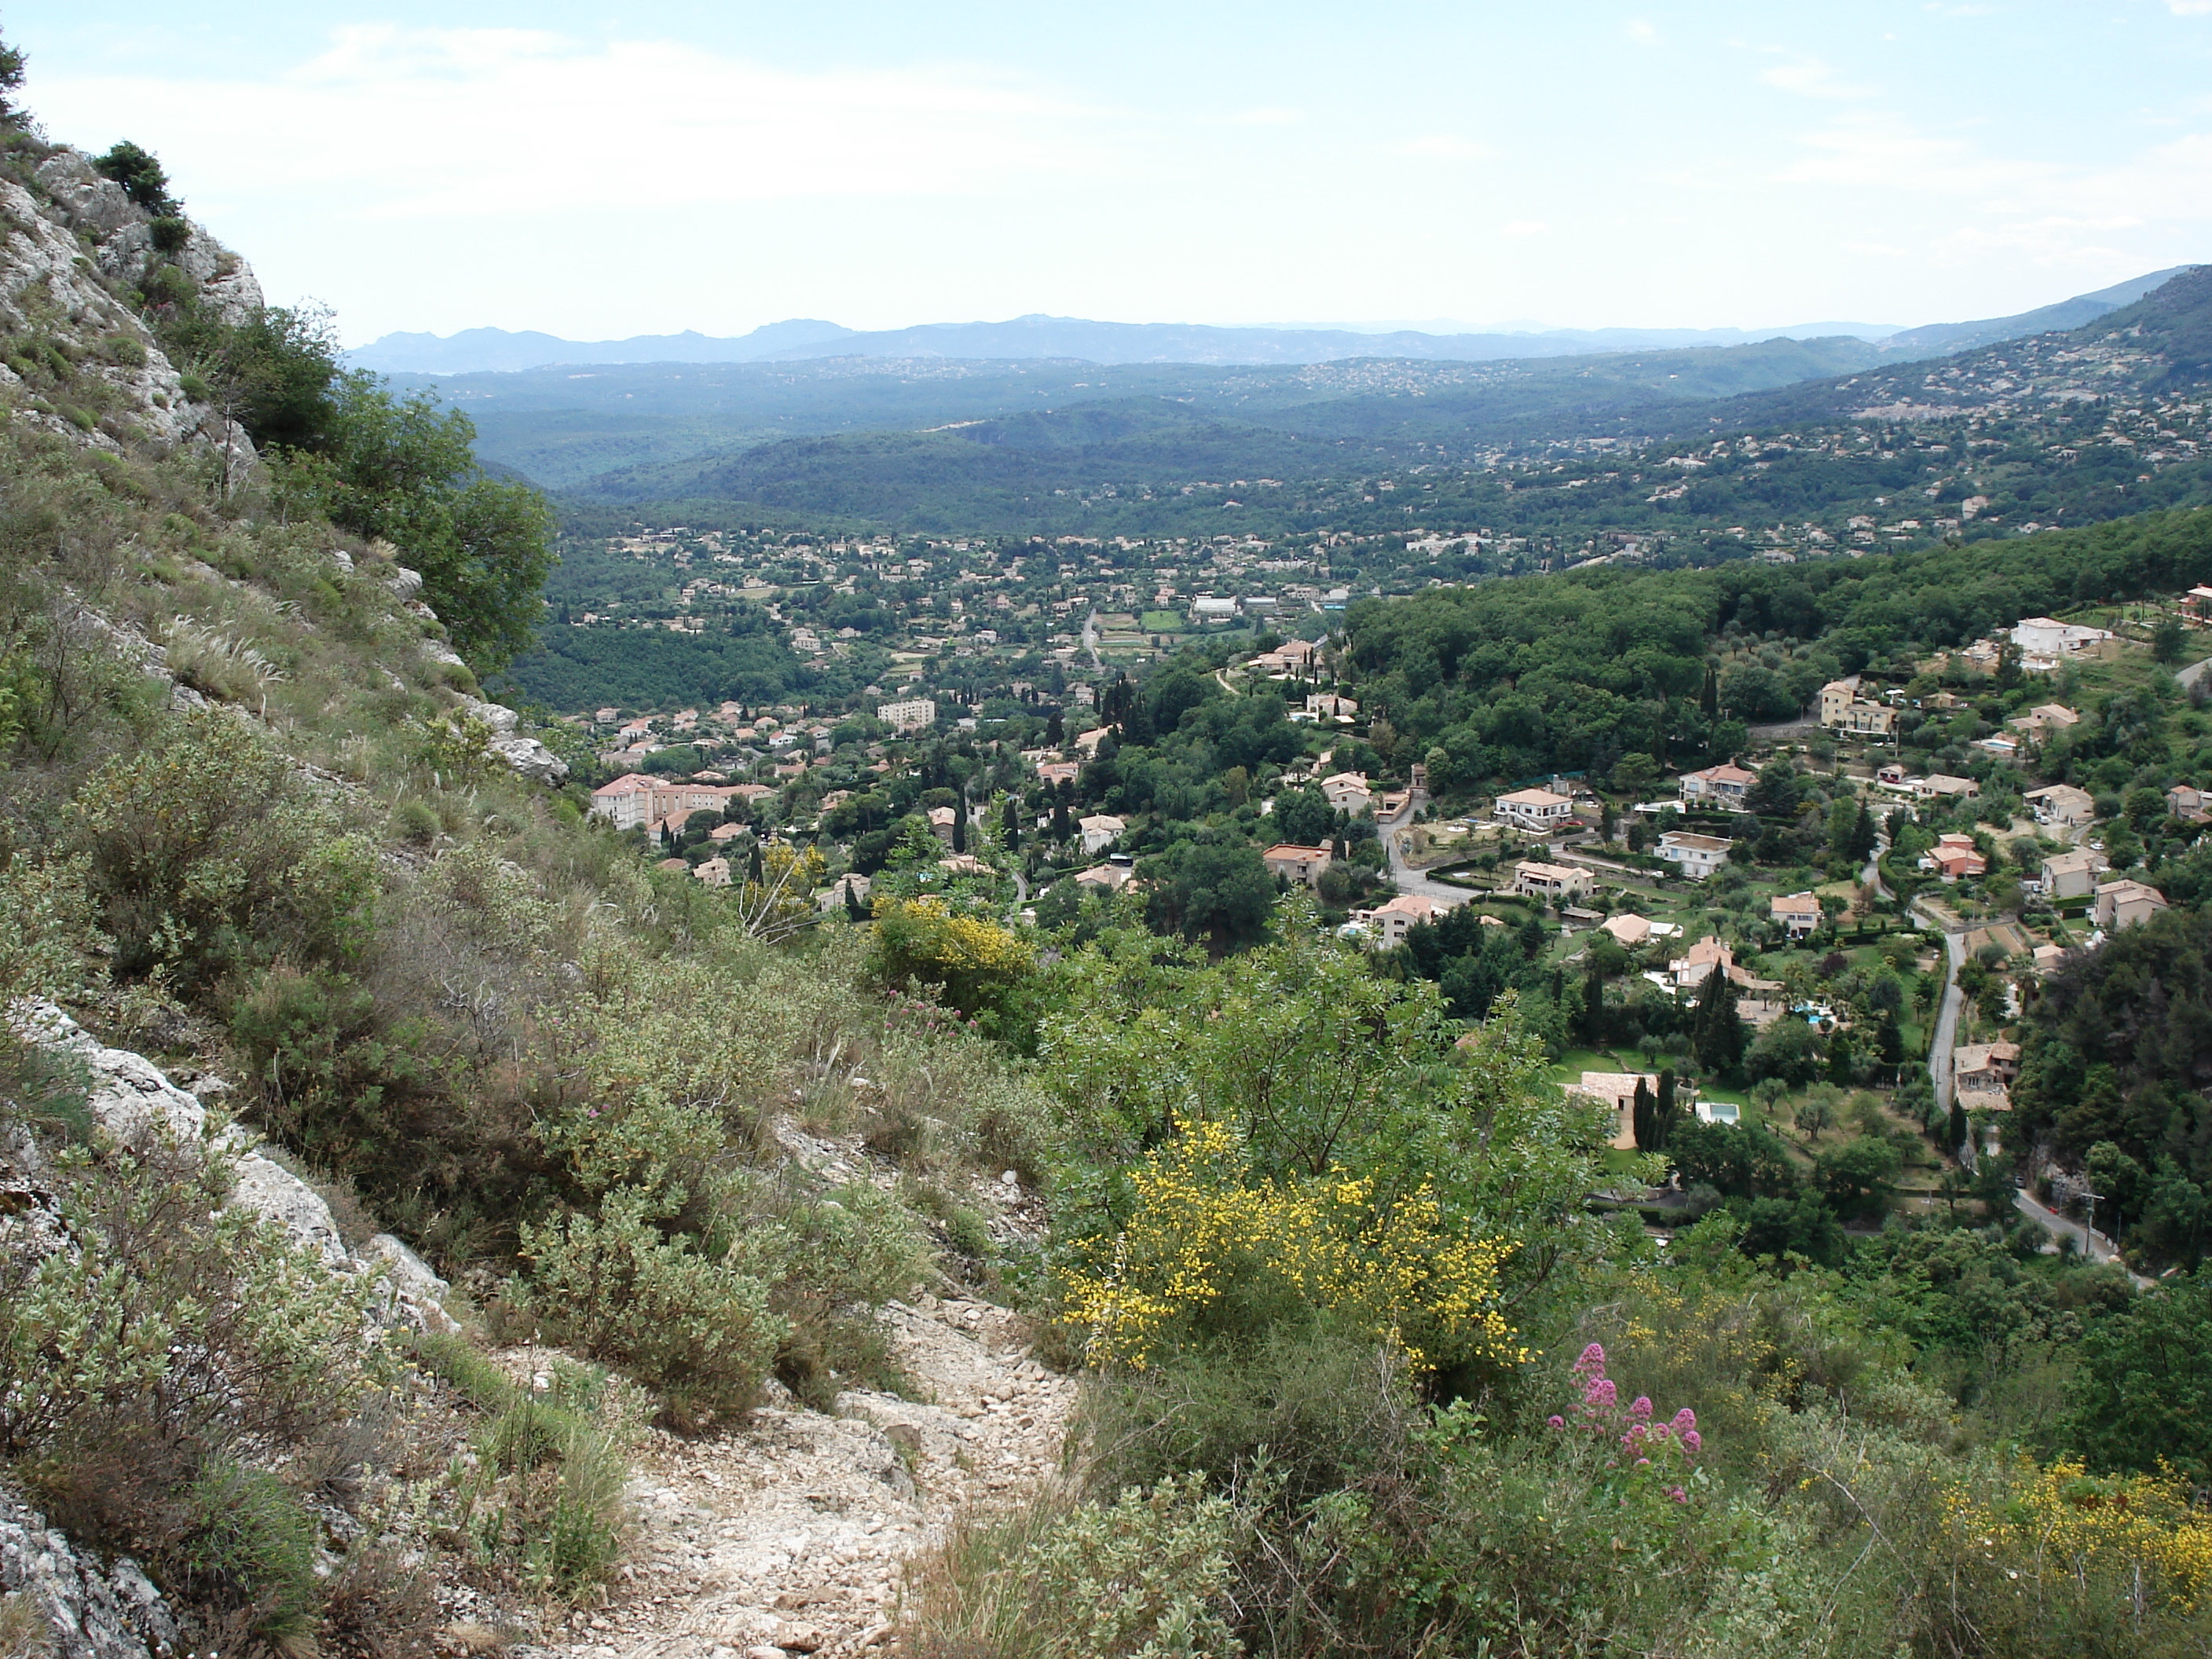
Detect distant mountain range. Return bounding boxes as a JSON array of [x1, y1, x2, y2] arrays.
[[347, 269, 2192, 376]]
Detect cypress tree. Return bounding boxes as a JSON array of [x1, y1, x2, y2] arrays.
[[951, 798, 968, 854], [1655, 1068, 1679, 1148], [1949, 1099, 1970, 1155], [844, 881, 866, 921], [1002, 797, 1020, 850], [1700, 659, 1719, 722], [1632, 1075, 1656, 1152], [1691, 966, 1745, 1075]]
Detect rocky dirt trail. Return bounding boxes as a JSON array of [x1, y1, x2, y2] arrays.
[[522, 1291, 1075, 1659]]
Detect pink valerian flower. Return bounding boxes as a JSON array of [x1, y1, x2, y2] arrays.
[[1668, 1486, 1688, 1503], [1672, 1407, 1696, 1434], [1547, 1415, 1566, 1429], [1682, 1430, 1701, 1456], [1582, 1377, 1618, 1413], [1571, 1342, 1607, 1379], [1629, 1396, 1653, 1422]]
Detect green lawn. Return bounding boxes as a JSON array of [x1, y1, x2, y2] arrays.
[[1140, 611, 1185, 632]]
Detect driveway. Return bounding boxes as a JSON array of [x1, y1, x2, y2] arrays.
[[1382, 791, 1479, 910]]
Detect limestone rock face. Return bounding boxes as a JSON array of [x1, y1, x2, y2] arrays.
[[359, 1232, 460, 1332], [0, 1485, 181, 1659], [10, 1005, 456, 1329], [488, 731, 570, 786]]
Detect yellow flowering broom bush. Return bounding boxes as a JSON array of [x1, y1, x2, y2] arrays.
[[1942, 1456, 2212, 1628], [1060, 1119, 1526, 1375]]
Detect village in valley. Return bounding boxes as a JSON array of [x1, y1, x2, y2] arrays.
[[566, 565, 2212, 1243]]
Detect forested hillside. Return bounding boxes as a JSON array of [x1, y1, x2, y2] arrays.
[[1346, 507, 2212, 783]]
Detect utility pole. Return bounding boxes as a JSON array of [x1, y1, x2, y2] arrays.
[[2081, 1187, 2106, 1262]]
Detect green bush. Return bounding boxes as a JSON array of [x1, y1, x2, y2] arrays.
[[515, 1188, 789, 1427], [68, 711, 375, 985], [906, 1474, 1244, 1659]]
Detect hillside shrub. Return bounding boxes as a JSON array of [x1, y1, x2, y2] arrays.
[[905, 1474, 1246, 1659], [515, 1188, 789, 1428]]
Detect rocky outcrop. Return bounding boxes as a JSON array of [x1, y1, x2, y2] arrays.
[[0, 1485, 181, 1659], [9, 1004, 456, 1328], [32, 151, 262, 327], [459, 700, 569, 785]]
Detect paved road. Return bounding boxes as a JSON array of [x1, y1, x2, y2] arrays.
[[1382, 792, 1479, 910], [1919, 902, 1968, 1126], [2013, 1188, 2155, 1286], [2177, 652, 2212, 694], [1081, 610, 1102, 673]]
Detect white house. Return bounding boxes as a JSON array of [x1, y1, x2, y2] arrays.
[[1321, 771, 1375, 815], [1352, 893, 1437, 947], [2025, 783, 2097, 828], [1078, 813, 1126, 856], [1657, 830, 1731, 880], [2039, 848, 2106, 900], [1492, 786, 1574, 833], [2011, 617, 2114, 657]]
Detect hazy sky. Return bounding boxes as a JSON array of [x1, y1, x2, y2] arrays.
[[16, 2, 2212, 344]]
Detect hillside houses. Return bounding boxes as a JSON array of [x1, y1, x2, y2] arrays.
[[1492, 786, 1573, 833], [1514, 860, 1594, 903], [2040, 848, 2107, 899], [1262, 844, 1333, 886], [1657, 830, 1730, 880], [2095, 879, 2170, 932], [1677, 763, 1754, 810], [1819, 676, 1897, 738], [1351, 892, 1437, 947]]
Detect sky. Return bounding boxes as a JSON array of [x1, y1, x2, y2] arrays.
[[15, 2, 2212, 346]]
